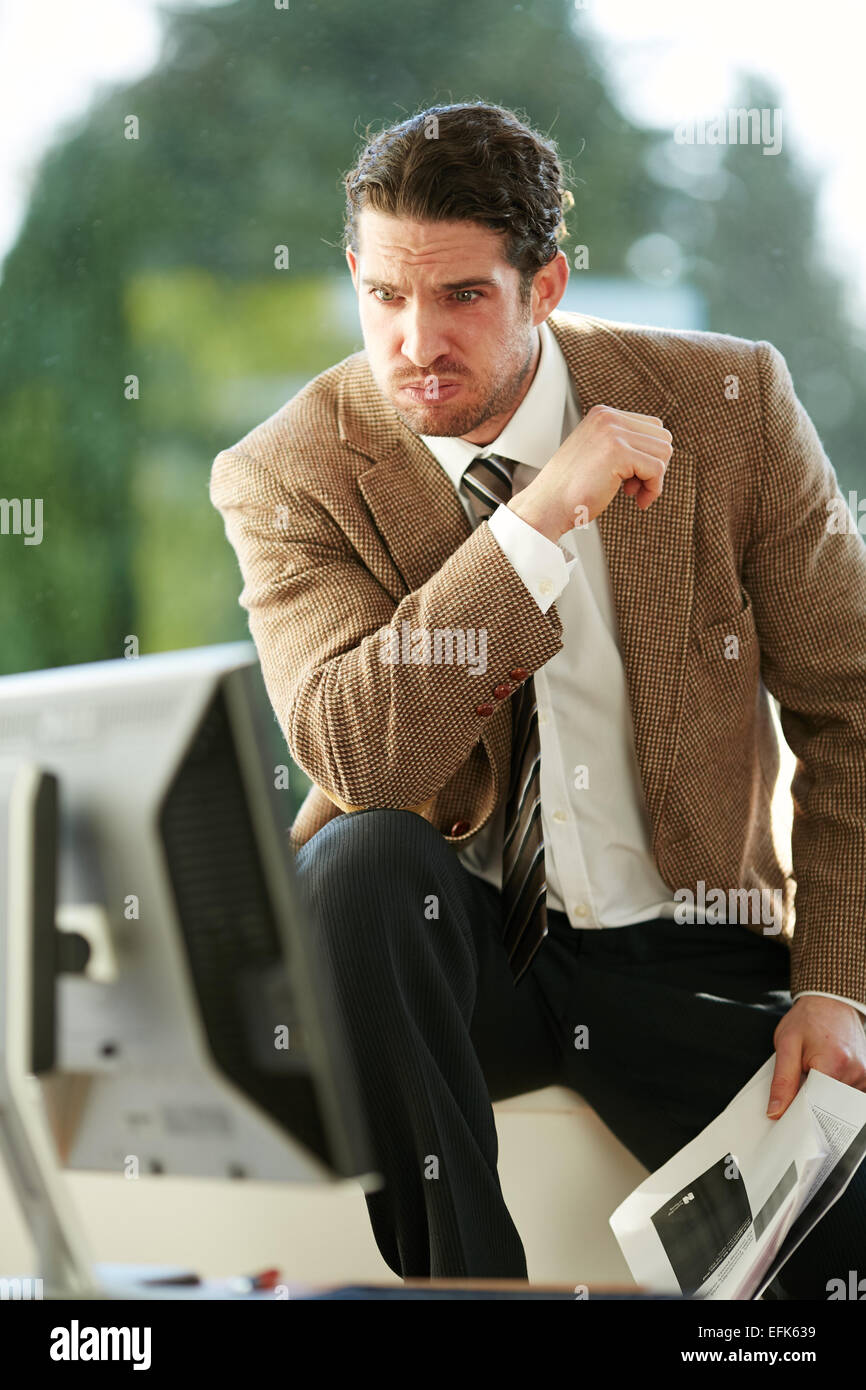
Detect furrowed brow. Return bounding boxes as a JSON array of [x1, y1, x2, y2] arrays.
[[360, 276, 498, 292], [437, 277, 499, 291]]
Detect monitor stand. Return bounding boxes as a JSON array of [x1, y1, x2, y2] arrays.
[[0, 762, 100, 1299]]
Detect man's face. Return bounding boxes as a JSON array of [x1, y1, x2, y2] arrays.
[[346, 210, 566, 443]]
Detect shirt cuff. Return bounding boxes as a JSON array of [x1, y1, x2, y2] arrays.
[[487, 503, 578, 614], [792, 990, 866, 1019]]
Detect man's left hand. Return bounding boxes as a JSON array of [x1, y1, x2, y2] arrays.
[[768, 996, 866, 1118]]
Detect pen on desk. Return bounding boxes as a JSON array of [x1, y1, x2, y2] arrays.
[[140, 1266, 281, 1291], [227, 1267, 282, 1294], [141, 1272, 201, 1287]]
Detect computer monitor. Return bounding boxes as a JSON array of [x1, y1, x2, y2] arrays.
[[0, 642, 379, 1296]]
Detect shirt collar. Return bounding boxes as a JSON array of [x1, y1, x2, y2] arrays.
[[420, 318, 571, 492]]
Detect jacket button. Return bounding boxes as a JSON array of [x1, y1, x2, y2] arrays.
[[509, 667, 529, 681], [493, 684, 511, 700], [476, 702, 495, 717], [451, 819, 471, 836]]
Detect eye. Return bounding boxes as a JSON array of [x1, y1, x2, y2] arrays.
[[454, 289, 482, 303], [372, 287, 397, 302]]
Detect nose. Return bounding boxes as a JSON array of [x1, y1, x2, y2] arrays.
[[399, 304, 450, 372]]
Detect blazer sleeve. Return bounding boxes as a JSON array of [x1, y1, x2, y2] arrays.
[[209, 445, 563, 812], [744, 339, 866, 1003]]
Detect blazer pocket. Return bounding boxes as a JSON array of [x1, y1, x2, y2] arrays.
[[697, 589, 758, 664]]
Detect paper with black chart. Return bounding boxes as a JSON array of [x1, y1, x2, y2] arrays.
[[609, 1054, 866, 1299]]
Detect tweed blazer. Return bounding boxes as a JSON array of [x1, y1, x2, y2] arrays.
[[210, 309, 866, 1005]]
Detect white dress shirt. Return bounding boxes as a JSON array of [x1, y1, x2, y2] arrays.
[[421, 318, 865, 1017]]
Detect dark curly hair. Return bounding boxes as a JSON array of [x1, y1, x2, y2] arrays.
[[341, 102, 573, 302]]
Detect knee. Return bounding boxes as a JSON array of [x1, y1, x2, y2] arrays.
[[295, 809, 467, 970], [295, 807, 452, 906]]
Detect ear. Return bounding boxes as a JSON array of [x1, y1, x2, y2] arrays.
[[346, 246, 359, 291], [532, 249, 569, 325]]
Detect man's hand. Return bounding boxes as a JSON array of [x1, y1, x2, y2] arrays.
[[767, 996, 866, 1118], [507, 404, 673, 542]]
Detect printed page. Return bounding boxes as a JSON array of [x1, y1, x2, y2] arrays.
[[609, 1056, 831, 1298]]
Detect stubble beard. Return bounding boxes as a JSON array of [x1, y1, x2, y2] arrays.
[[382, 321, 536, 439]]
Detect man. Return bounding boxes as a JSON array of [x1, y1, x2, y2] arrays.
[[210, 102, 866, 1294]]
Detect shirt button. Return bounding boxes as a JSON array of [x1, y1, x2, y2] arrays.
[[573, 903, 588, 918], [493, 683, 511, 700], [553, 809, 568, 823], [538, 579, 554, 596], [475, 702, 495, 717], [509, 668, 528, 681], [451, 820, 471, 836]]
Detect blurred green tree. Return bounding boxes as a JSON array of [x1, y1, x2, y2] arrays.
[[0, 0, 862, 684]]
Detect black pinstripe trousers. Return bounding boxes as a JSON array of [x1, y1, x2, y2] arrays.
[[295, 807, 866, 1295]]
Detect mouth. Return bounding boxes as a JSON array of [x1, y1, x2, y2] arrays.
[[400, 381, 462, 402]]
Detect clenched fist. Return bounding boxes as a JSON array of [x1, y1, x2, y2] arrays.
[[507, 405, 673, 542]]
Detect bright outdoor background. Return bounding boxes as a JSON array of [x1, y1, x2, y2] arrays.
[[2, 0, 864, 682]]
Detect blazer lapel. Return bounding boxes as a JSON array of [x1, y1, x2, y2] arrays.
[[356, 440, 472, 592], [355, 436, 516, 793], [340, 312, 697, 847]]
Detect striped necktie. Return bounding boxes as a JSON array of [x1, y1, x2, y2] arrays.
[[459, 453, 548, 984]]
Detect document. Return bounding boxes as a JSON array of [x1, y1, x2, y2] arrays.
[[609, 1056, 866, 1299]]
